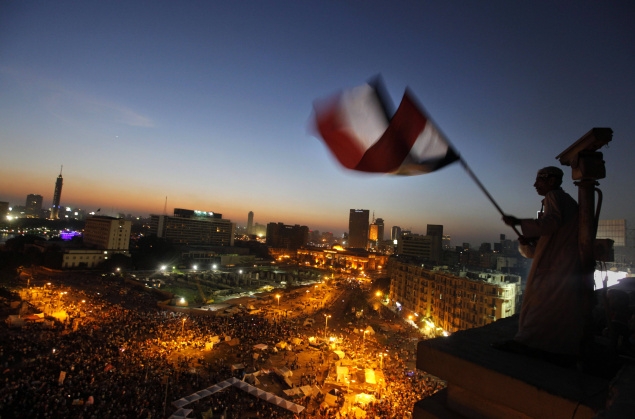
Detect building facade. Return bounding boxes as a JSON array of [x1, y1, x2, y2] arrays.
[[26, 194, 43, 217], [265, 222, 309, 250], [394, 225, 444, 263], [388, 258, 520, 334], [348, 209, 369, 249], [247, 211, 254, 235], [297, 247, 389, 271], [83, 216, 132, 254], [150, 208, 235, 247], [597, 219, 633, 265], [391, 226, 402, 242]]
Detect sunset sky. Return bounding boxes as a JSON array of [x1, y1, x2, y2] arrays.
[[1, 1, 634, 246]]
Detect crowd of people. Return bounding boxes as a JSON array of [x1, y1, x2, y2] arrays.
[[1, 274, 445, 418]]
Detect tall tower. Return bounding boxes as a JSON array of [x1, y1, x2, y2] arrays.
[[247, 211, 254, 235], [348, 209, 369, 249], [50, 167, 63, 220]]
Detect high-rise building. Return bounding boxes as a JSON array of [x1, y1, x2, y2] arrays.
[[26, 194, 43, 217], [375, 218, 384, 242], [50, 167, 63, 220], [427, 224, 444, 263], [266, 222, 309, 250], [149, 208, 235, 246], [83, 216, 132, 253], [247, 211, 254, 235], [368, 217, 385, 249], [395, 224, 444, 263], [348, 209, 369, 249], [391, 226, 402, 242]]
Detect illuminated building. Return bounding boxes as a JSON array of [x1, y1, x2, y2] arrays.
[[348, 209, 369, 249], [597, 219, 633, 265], [391, 226, 401, 242], [297, 247, 388, 271], [49, 168, 63, 220], [388, 257, 520, 333], [83, 215, 132, 253], [149, 208, 235, 246]]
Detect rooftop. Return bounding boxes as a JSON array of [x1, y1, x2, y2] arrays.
[[415, 316, 633, 418]]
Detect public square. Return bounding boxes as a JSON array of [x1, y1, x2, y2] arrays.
[[0, 269, 445, 418]]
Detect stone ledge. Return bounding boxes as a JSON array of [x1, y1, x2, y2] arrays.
[[415, 317, 609, 419]]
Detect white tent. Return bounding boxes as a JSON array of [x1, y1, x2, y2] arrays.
[[336, 366, 349, 382], [333, 350, 345, 359], [355, 392, 376, 405], [364, 369, 376, 385], [253, 343, 268, 351]]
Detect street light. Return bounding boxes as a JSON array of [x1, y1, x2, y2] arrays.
[[181, 318, 186, 335], [379, 352, 387, 369], [324, 314, 331, 340], [276, 294, 280, 306]]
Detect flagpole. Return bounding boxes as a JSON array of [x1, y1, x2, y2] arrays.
[[459, 157, 522, 237]]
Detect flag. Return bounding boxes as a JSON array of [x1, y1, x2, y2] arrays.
[[313, 81, 459, 175]]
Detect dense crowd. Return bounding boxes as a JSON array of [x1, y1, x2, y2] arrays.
[[0, 276, 444, 418]]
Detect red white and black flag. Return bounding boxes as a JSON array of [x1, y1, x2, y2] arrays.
[[313, 79, 459, 175]]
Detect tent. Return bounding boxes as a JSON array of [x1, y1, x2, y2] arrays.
[[299, 385, 313, 397], [355, 393, 376, 405], [336, 366, 349, 382], [253, 343, 268, 351], [275, 341, 287, 349], [364, 325, 375, 335], [333, 350, 345, 360], [283, 387, 304, 397], [6, 315, 25, 328], [231, 364, 245, 371], [274, 366, 293, 378], [324, 392, 338, 407], [364, 369, 376, 385], [291, 337, 302, 345]]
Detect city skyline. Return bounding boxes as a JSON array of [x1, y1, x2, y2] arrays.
[[1, 2, 634, 245]]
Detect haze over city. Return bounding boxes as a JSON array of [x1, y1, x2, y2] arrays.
[[1, 1, 634, 245]]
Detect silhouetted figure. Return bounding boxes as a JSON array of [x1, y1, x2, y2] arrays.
[[500, 166, 590, 362]]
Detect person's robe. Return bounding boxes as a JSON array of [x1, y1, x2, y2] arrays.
[[516, 188, 586, 355]]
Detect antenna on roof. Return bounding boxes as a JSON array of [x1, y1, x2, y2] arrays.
[[163, 196, 168, 215]]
